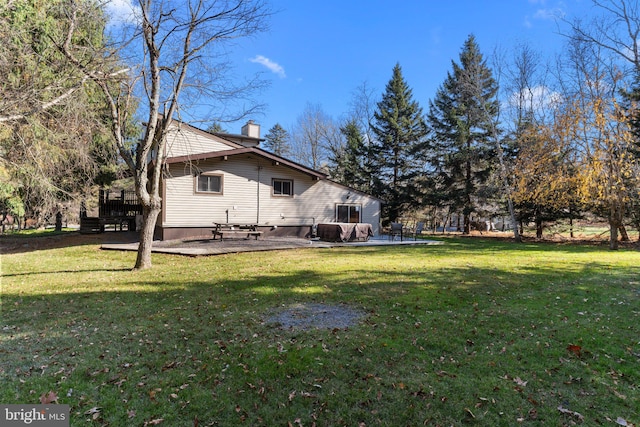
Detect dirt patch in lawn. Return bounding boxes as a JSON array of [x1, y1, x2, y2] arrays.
[[266, 303, 365, 331]]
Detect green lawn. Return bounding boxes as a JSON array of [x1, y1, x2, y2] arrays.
[[1, 234, 639, 426]]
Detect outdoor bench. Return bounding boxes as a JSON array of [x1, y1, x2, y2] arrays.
[[211, 223, 263, 240]]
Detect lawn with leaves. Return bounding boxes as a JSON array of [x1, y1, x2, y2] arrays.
[[1, 234, 639, 426]]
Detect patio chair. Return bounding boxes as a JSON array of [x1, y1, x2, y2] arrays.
[[389, 222, 403, 241], [412, 222, 425, 240]]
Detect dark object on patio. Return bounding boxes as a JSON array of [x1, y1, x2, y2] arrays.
[[389, 222, 403, 241], [412, 222, 425, 240], [317, 223, 373, 242], [211, 223, 263, 240]]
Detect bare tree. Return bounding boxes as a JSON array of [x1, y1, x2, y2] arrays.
[[290, 102, 337, 170], [565, 0, 640, 72], [58, 0, 270, 269], [347, 80, 377, 145]]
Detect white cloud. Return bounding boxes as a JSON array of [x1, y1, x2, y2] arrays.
[[533, 7, 565, 21], [250, 55, 286, 78], [508, 85, 562, 111], [104, 0, 142, 27]]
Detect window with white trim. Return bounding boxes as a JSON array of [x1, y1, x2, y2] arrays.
[[272, 178, 293, 197], [196, 173, 223, 194], [336, 204, 361, 223]]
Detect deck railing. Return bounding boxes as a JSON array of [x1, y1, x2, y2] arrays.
[[98, 189, 143, 218]]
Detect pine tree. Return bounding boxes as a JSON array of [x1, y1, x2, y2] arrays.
[[329, 119, 370, 192], [207, 122, 228, 134], [263, 123, 291, 157], [427, 35, 500, 233], [371, 63, 428, 222], [621, 71, 640, 237]]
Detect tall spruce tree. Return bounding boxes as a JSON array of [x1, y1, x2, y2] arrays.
[[263, 123, 291, 157], [427, 35, 500, 233], [622, 71, 640, 236], [371, 63, 428, 223], [329, 119, 370, 192]]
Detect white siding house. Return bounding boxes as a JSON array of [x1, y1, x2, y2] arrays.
[[157, 121, 381, 240]]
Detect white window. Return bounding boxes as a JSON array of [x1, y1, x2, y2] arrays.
[[336, 204, 361, 223], [196, 173, 223, 194], [272, 179, 293, 197]]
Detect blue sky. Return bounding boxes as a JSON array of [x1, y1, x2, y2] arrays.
[[223, 0, 598, 137], [108, 0, 599, 136]]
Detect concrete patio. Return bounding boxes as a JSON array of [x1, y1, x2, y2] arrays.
[[101, 235, 443, 257]]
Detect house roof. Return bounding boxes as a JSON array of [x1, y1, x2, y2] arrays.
[[165, 146, 328, 180], [213, 131, 264, 147], [164, 120, 382, 201], [168, 121, 245, 150]]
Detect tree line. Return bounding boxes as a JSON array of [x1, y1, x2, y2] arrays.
[[263, 7, 640, 250]]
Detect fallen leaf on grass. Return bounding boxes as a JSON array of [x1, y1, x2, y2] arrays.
[[40, 391, 58, 404], [144, 418, 164, 426], [513, 377, 528, 387], [557, 405, 584, 422], [567, 344, 582, 357], [161, 361, 179, 371], [84, 407, 101, 420]]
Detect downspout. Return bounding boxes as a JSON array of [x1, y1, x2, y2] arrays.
[[256, 163, 262, 224]]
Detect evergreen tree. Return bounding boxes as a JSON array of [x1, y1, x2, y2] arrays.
[[0, 0, 118, 226], [329, 119, 370, 192], [621, 71, 640, 236], [371, 63, 428, 222], [207, 122, 228, 134], [263, 123, 291, 157], [427, 35, 499, 233]]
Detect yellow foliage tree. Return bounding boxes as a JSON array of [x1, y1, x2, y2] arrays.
[[511, 116, 582, 238], [566, 90, 639, 249]]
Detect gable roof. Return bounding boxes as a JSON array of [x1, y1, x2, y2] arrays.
[[167, 120, 244, 150], [165, 146, 327, 180], [163, 120, 382, 202]]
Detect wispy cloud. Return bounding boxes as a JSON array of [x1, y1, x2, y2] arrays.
[[533, 7, 565, 20], [104, 0, 142, 27], [250, 55, 286, 78], [507, 85, 562, 111]]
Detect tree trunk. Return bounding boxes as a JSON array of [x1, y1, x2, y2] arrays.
[[535, 218, 543, 239], [609, 220, 619, 250], [609, 206, 620, 250], [134, 204, 161, 270], [569, 216, 574, 238], [618, 224, 629, 241]]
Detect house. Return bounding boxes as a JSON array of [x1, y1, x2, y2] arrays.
[[156, 120, 381, 240]]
